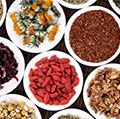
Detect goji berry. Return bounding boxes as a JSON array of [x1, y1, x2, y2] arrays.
[[35, 57, 48, 67], [51, 85, 56, 93], [50, 92, 58, 98], [29, 86, 36, 95], [60, 58, 70, 63], [44, 93, 50, 104], [37, 89, 45, 97], [35, 95, 43, 102], [41, 77, 51, 87], [52, 75, 61, 81], [51, 65, 61, 72], [46, 68, 52, 76], [60, 100, 69, 105]]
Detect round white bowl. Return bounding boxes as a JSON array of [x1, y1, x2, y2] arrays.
[[109, 0, 120, 15], [6, 0, 66, 53], [83, 63, 120, 119], [23, 50, 83, 111], [0, 94, 42, 119], [0, 0, 7, 27], [57, 0, 97, 9], [65, 6, 120, 67], [49, 108, 94, 119], [0, 37, 25, 95]]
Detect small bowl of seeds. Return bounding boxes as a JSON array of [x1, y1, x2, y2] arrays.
[[109, 0, 120, 15], [0, 0, 7, 27], [0, 94, 42, 119], [57, 0, 97, 9]]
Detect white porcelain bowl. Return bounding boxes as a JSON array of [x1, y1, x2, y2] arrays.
[[0, 37, 25, 95], [0, 0, 7, 27], [57, 0, 97, 9], [0, 94, 42, 119], [83, 63, 120, 119], [6, 0, 66, 53], [109, 0, 120, 15], [23, 50, 83, 111], [65, 6, 120, 67], [49, 108, 94, 119]]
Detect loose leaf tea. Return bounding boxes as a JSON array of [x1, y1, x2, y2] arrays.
[[0, 0, 3, 20], [63, 0, 88, 4], [113, 0, 120, 8], [70, 10, 120, 63]]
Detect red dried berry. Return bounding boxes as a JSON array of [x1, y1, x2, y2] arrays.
[[41, 77, 51, 87], [51, 85, 56, 93], [29, 86, 36, 95], [44, 93, 50, 104], [51, 65, 61, 72], [35, 57, 48, 67], [35, 95, 43, 102], [60, 58, 70, 63], [37, 89, 45, 97], [52, 75, 61, 81], [46, 68, 52, 76]]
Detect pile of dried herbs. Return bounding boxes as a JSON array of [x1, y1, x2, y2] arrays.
[[0, 0, 3, 20], [113, 0, 120, 8], [63, 0, 88, 4], [58, 115, 82, 119]]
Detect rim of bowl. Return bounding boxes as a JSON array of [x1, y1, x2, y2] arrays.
[[0, 0, 7, 27], [109, 0, 120, 15], [0, 94, 42, 119], [83, 63, 120, 119], [57, 0, 97, 9], [49, 108, 94, 119], [6, 0, 66, 53], [23, 50, 83, 111], [65, 6, 120, 67]]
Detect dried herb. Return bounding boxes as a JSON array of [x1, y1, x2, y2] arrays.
[[63, 0, 88, 4], [113, 0, 120, 8], [58, 115, 82, 119], [0, 0, 3, 20], [70, 10, 120, 63], [87, 67, 120, 118], [0, 43, 18, 89]]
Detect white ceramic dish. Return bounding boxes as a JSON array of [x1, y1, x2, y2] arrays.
[[0, 94, 42, 119], [23, 50, 83, 111], [6, 0, 66, 53], [83, 63, 120, 119], [0, 37, 25, 95], [49, 108, 94, 119], [0, 0, 7, 27], [65, 6, 120, 67], [109, 0, 120, 15], [57, 0, 97, 9]]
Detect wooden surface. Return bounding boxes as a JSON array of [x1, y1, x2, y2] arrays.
[[0, 0, 120, 118]]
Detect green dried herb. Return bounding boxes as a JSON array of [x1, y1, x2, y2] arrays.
[[58, 115, 82, 119], [63, 0, 88, 4], [113, 0, 120, 8]]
